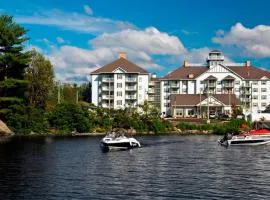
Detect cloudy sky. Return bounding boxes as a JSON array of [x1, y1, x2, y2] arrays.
[[1, 0, 270, 83]]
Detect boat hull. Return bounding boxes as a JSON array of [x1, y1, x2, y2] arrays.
[[100, 135, 141, 152]]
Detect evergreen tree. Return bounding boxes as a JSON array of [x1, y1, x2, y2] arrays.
[[0, 15, 31, 119]]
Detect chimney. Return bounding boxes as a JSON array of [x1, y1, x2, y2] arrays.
[[183, 60, 189, 67], [245, 60, 251, 67], [118, 52, 126, 59]]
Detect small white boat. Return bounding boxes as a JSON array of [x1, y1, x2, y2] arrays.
[[218, 129, 270, 146], [100, 133, 141, 151]]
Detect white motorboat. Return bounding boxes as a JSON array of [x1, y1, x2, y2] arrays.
[[218, 129, 270, 146], [100, 133, 141, 151]]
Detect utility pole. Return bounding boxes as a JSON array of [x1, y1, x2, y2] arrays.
[[58, 82, 61, 104], [76, 88, 79, 104]]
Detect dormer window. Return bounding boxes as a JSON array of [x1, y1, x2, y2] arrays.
[[188, 74, 194, 78]]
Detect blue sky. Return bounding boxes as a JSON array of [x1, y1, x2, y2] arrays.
[[1, 0, 270, 83]]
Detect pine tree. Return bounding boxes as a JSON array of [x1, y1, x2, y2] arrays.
[[0, 15, 31, 119]]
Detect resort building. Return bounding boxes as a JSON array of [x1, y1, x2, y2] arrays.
[[90, 53, 150, 109], [160, 50, 270, 118], [91, 50, 270, 118]]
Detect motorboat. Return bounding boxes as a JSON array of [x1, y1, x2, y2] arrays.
[[100, 132, 141, 151], [218, 128, 270, 147]]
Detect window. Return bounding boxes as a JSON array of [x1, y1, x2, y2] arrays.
[[188, 109, 194, 116], [117, 91, 122, 97], [139, 77, 142, 82], [235, 81, 240, 85], [235, 88, 239, 92], [117, 74, 122, 79], [253, 81, 258, 85], [261, 88, 267, 92], [252, 95, 258, 99], [139, 86, 142, 90], [117, 100, 122, 105], [217, 81, 221, 85], [262, 103, 267, 107], [200, 81, 204, 84], [253, 88, 258, 92], [253, 103, 258, 107], [117, 83, 122, 88], [262, 95, 267, 100], [217, 88, 221, 92], [262, 81, 267, 85]]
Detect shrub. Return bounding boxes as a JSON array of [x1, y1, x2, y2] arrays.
[[48, 103, 93, 133]]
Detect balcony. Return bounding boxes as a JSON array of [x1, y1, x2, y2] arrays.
[[102, 103, 113, 108], [170, 90, 178, 94], [126, 95, 137, 100], [242, 90, 251, 95], [148, 88, 155, 93], [126, 86, 137, 91], [148, 96, 154, 101], [206, 83, 216, 88], [223, 83, 234, 88], [207, 55, 225, 60], [102, 86, 114, 91], [170, 84, 179, 88], [126, 78, 137, 82], [102, 78, 114, 82], [242, 83, 251, 88], [102, 95, 114, 100], [149, 81, 155, 86]]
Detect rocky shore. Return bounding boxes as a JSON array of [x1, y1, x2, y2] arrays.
[[0, 120, 13, 136]]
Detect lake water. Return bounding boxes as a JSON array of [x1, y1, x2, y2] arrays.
[[0, 135, 270, 199]]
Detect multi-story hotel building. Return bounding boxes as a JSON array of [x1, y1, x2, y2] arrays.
[[91, 50, 270, 118], [91, 53, 150, 109], [160, 50, 270, 117]]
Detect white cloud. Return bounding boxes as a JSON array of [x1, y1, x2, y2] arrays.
[[15, 9, 136, 34], [213, 23, 270, 58], [90, 27, 187, 55], [56, 37, 65, 44], [83, 5, 93, 15]]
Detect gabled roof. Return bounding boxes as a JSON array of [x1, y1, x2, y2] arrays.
[[161, 64, 270, 80], [91, 58, 148, 75], [161, 66, 208, 80], [228, 66, 270, 79], [204, 75, 217, 80], [171, 94, 241, 106], [222, 75, 235, 80]]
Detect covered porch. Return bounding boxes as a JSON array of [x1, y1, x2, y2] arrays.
[[170, 94, 240, 118]]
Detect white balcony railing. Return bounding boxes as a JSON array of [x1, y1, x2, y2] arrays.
[[148, 89, 155, 93], [102, 78, 114, 82], [126, 86, 137, 91], [148, 97, 154, 101], [102, 95, 114, 99], [102, 87, 114, 91], [126, 95, 136, 100], [126, 78, 137, 82]]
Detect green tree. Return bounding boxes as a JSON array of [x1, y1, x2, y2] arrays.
[[80, 82, 92, 103], [24, 50, 54, 108], [0, 15, 31, 120], [0, 15, 30, 80]]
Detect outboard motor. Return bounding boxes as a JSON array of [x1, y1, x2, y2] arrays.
[[219, 133, 232, 147]]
